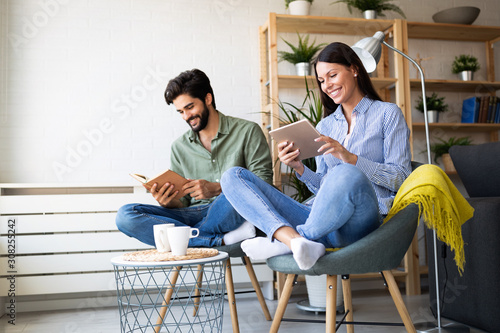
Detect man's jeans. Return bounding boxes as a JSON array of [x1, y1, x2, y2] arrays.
[[116, 193, 245, 247], [220, 164, 381, 248]]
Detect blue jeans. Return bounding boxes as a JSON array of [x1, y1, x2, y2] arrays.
[[220, 164, 381, 248], [115, 193, 245, 247]]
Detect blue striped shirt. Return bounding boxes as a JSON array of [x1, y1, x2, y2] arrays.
[[298, 96, 412, 215]]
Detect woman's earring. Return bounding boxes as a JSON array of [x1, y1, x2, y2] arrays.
[[354, 73, 358, 77]]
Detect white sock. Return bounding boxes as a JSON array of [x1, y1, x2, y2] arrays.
[[241, 237, 291, 260], [290, 237, 326, 270], [223, 221, 256, 245]]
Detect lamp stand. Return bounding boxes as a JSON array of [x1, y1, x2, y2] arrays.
[[382, 41, 470, 333]]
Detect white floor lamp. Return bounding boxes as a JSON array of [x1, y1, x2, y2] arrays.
[[351, 32, 470, 333]]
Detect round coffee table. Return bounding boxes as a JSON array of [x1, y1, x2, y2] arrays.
[[111, 251, 228, 333]]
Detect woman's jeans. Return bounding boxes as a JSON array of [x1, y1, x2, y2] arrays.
[[115, 193, 245, 247], [220, 164, 381, 248]]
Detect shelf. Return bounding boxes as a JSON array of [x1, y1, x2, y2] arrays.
[[273, 14, 395, 35], [277, 75, 396, 90], [413, 122, 500, 132], [410, 79, 500, 93], [407, 21, 500, 42]]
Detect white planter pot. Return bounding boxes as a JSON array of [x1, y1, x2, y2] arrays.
[[295, 62, 310, 76], [427, 110, 440, 123], [459, 70, 473, 81], [363, 10, 377, 19], [288, 1, 311, 16], [305, 274, 343, 308]]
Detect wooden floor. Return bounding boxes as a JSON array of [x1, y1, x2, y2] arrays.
[[0, 288, 487, 332]]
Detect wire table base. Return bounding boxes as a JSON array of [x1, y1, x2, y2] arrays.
[[112, 253, 228, 333]]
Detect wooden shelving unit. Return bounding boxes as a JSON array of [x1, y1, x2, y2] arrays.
[[405, 21, 500, 139]]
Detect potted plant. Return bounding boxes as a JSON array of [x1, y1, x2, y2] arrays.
[[451, 54, 480, 81], [277, 80, 322, 202], [430, 136, 473, 172], [415, 92, 448, 123], [278, 33, 326, 76], [331, 0, 406, 19], [285, 0, 313, 15]]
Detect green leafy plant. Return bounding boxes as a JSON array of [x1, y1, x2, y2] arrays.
[[285, 0, 314, 9], [331, 0, 406, 18], [430, 137, 473, 163], [276, 79, 323, 202], [451, 54, 481, 74], [415, 92, 448, 113], [278, 33, 326, 65]]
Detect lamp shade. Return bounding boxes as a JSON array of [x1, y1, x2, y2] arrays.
[[351, 31, 385, 73]]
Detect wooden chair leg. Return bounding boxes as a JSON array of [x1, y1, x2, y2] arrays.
[[276, 271, 286, 299], [341, 275, 354, 333], [242, 256, 272, 321], [382, 270, 416, 333], [325, 275, 337, 333], [192, 264, 204, 316], [225, 259, 240, 333], [270, 274, 295, 333], [155, 266, 182, 333]]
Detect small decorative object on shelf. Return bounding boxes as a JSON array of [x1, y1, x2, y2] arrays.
[[430, 136, 473, 173], [432, 6, 480, 25], [285, 0, 313, 15], [452, 54, 481, 81], [278, 33, 326, 76], [331, 0, 406, 19], [412, 53, 433, 79], [416, 92, 448, 123]]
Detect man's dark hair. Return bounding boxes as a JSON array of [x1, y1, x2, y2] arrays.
[[164, 69, 216, 109]]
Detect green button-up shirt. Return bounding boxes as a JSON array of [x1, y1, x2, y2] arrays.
[[170, 111, 273, 207]]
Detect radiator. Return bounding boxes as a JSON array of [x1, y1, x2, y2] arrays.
[[0, 184, 274, 312]]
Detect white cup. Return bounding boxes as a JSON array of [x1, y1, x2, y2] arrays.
[[167, 227, 200, 256], [153, 224, 175, 252]]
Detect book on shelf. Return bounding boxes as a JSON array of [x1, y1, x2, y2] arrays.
[[496, 99, 500, 123], [461, 97, 480, 123], [486, 96, 496, 123], [461, 96, 500, 124], [130, 169, 188, 199], [478, 96, 490, 123]]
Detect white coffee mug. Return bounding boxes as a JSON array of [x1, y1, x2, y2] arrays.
[[153, 224, 175, 252], [167, 226, 200, 256]]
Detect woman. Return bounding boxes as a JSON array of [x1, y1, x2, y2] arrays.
[[220, 42, 411, 270]]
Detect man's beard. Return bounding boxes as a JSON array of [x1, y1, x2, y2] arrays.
[[187, 104, 210, 133]]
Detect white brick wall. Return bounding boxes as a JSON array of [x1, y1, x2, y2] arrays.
[[0, 0, 499, 183]]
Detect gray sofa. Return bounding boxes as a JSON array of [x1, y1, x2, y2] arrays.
[[427, 141, 500, 333]]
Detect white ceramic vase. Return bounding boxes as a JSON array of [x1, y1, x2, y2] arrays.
[[288, 1, 311, 16]]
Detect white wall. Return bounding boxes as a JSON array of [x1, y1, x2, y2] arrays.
[[0, 0, 499, 183]]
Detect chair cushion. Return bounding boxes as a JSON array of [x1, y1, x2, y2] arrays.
[[449, 141, 500, 197], [214, 242, 246, 258], [266, 204, 419, 276]]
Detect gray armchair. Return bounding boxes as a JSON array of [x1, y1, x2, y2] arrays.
[[427, 141, 500, 333]]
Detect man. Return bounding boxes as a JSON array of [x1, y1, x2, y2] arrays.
[[116, 69, 273, 247]]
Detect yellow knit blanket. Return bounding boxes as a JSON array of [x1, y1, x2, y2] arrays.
[[384, 164, 474, 275]]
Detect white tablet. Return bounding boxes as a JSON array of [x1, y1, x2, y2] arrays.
[[269, 119, 323, 160]]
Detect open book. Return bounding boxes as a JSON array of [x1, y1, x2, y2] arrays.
[[269, 119, 323, 160], [130, 169, 189, 199]]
